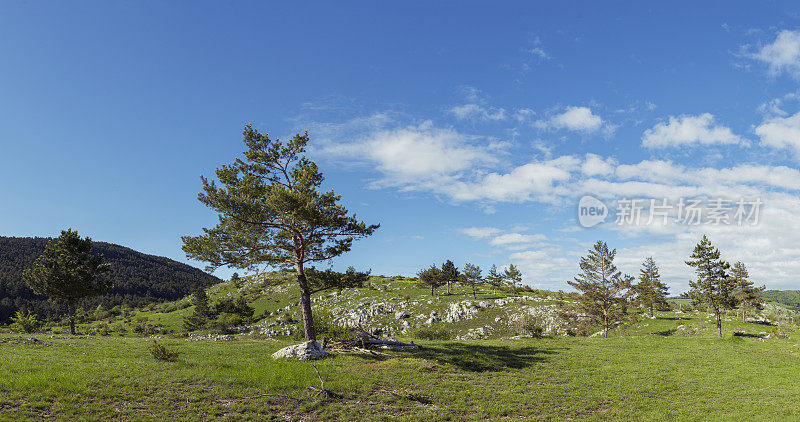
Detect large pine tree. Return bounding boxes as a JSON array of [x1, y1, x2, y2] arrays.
[[686, 235, 736, 338], [568, 240, 632, 338], [22, 229, 110, 335], [634, 257, 669, 317], [731, 261, 765, 323], [182, 125, 378, 342]]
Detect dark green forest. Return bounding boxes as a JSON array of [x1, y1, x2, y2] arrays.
[[0, 237, 221, 323], [763, 290, 800, 310]]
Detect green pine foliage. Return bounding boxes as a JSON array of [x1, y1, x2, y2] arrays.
[[485, 264, 504, 293], [181, 126, 378, 341], [440, 260, 459, 295], [503, 264, 523, 297], [417, 265, 444, 296], [461, 263, 483, 299], [634, 257, 669, 317], [0, 236, 220, 324], [10, 310, 41, 333], [22, 229, 111, 335], [686, 235, 737, 338], [567, 240, 632, 338], [731, 261, 766, 323]]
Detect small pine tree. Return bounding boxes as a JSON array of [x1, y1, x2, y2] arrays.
[[184, 287, 212, 331], [568, 240, 632, 338], [486, 264, 504, 294], [231, 272, 241, 288], [686, 235, 736, 338], [22, 229, 111, 335], [634, 257, 669, 317], [417, 265, 444, 296], [441, 260, 459, 295], [462, 263, 483, 299], [731, 261, 765, 323], [503, 264, 523, 297], [10, 310, 41, 334]]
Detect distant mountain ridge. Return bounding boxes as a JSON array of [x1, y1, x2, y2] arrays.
[[0, 236, 221, 322], [763, 290, 800, 310]]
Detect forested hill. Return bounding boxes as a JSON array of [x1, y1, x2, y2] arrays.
[[0, 236, 221, 322], [763, 290, 800, 310]]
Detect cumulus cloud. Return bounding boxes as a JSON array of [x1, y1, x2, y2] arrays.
[[752, 30, 800, 77], [641, 113, 746, 148], [312, 112, 800, 290], [755, 111, 800, 156], [581, 153, 617, 177]]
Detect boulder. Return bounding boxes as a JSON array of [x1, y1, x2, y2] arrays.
[[395, 311, 411, 320], [271, 340, 330, 360]]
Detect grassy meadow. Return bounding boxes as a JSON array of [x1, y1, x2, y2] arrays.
[[3, 307, 800, 421]]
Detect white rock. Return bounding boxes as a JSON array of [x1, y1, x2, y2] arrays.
[[214, 335, 236, 341], [271, 341, 329, 360]]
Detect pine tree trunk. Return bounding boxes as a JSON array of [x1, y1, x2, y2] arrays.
[[431, 285, 435, 296], [447, 280, 451, 295], [649, 305, 654, 317], [472, 285, 477, 300], [68, 300, 76, 335], [715, 311, 722, 338], [742, 309, 746, 323], [295, 265, 317, 342]]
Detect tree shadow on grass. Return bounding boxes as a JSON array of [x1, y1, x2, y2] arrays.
[[402, 342, 559, 373], [659, 317, 692, 321]]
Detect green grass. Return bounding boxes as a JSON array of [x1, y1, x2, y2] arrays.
[[5, 274, 800, 420], [3, 309, 800, 420]]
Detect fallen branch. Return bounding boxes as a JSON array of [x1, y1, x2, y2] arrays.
[[306, 362, 338, 400]]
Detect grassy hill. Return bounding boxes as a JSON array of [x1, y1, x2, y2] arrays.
[[3, 273, 800, 420], [0, 236, 222, 323]]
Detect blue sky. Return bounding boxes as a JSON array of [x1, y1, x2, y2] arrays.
[[3, 1, 800, 292]]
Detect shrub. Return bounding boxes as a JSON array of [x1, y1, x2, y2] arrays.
[[213, 313, 243, 334], [294, 311, 357, 342], [213, 297, 254, 322], [411, 325, 452, 340], [149, 342, 179, 362], [10, 310, 41, 333], [515, 314, 545, 338]]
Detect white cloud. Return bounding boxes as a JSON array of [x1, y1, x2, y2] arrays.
[[536, 106, 606, 133], [489, 233, 547, 249], [449, 104, 508, 121], [508, 249, 571, 284], [458, 227, 501, 239], [753, 30, 800, 77], [312, 112, 800, 289], [641, 113, 746, 148], [755, 111, 800, 156], [528, 47, 549, 59], [442, 156, 580, 203], [581, 153, 616, 177]]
